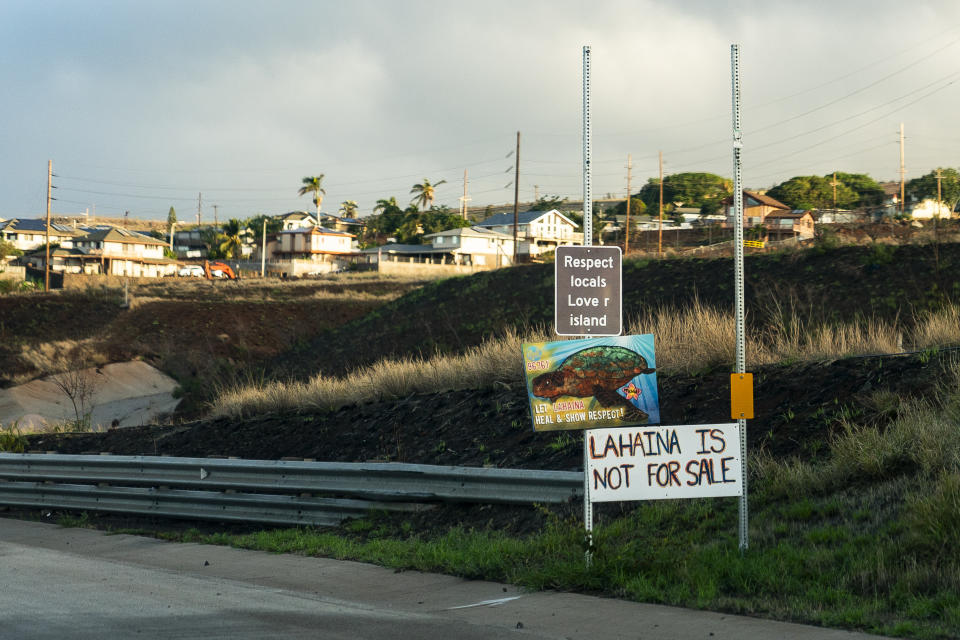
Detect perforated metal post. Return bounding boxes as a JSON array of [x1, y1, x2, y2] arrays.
[[582, 46, 593, 249], [731, 44, 749, 552], [581, 44, 594, 564]]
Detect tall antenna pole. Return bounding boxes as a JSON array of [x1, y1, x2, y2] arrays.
[[731, 43, 748, 552], [625, 154, 632, 255], [512, 131, 521, 264], [197, 192, 203, 227], [582, 46, 592, 248], [899, 123, 906, 216], [45, 160, 52, 292], [658, 151, 663, 257]]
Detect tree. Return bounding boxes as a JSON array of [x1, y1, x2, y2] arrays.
[[167, 206, 177, 231], [0, 239, 22, 260], [767, 175, 855, 210], [51, 364, 100, 432], [609, 197, 646, 217], [638, 172, 732, 211], [907, 168, 960, 212], [410, 178, 446, 210], [245, 214, 283, 236], [338, 200, 359, 218], [529, 195, 568, 211], [218, 219, 244, 259], [566, 209, 604, 244], [831, 172, 884, 208], [298, 175, 326, 223]]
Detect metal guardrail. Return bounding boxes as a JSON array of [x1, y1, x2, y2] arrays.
[[0, 454, 582, 527]]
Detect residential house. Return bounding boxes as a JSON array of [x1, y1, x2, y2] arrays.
[[724, 190, 791, 227], [272, 226, 359, 272], [276, 211, 318, 230], [363, 226, 522, 267], [319, 214, 366, 235], [171, 227, 213, 258], [70, 226, 176, 277], [0, 218, 81, 252], [763, 210, 816, 240], [474, 209, 582, 258]]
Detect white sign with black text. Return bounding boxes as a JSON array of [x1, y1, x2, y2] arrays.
[[586, 423, 743, 502]]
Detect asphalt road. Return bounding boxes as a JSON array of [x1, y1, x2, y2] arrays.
[[0, 518, 886, 640]]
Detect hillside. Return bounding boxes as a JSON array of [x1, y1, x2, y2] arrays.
[[269, 241, 960, 379]]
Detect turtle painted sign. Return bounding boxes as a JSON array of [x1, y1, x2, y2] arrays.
[[522, 335, 659, 432]]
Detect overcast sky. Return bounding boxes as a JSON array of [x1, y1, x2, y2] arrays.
[[2, 0, 959, 221]]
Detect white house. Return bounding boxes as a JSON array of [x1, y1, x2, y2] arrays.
[[474, 209, 582, 257], [275, 211, 319, 230], [0, 218, 81, 252], [271, 226, 359, 272], [27, 226, 177, 277], [425, 226, 522, 266]]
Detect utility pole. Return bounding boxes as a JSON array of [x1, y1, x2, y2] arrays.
[[261, 219, 267, 278], [625, 154, 632, 255], [459, 169, 471, 219], [213, 204, 219, 226], [197, 192, 203, 227], [936, 168, 944, 217], [45, 160, 52, 292], [658, 150, 664, 257], [830, 172, 839, 210], [512, 131, 521, 264], [899, 123, 906, 216]]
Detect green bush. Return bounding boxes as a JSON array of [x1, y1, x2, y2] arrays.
[[0, 424, 27, 453]]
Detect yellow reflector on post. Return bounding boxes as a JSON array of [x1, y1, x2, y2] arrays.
[[730, 373, 754, 420]]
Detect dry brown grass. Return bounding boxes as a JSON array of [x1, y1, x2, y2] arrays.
[[13, 339, 109, 384], [209, 303, 960, 419]]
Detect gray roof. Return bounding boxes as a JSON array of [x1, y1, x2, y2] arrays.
[[78, 226, 167, 245], [0, 218, 78, 234], [423, 226, 513, 240], [360, 243, 451, 255], [475, 209, 576, 228], [278, 226, 353, 237]]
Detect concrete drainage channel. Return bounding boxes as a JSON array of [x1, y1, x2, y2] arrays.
[[0, 453, 582, 526]]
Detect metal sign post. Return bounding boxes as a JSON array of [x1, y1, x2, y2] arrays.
[[581, 44, 594, 562], [730, 43, 749, 552]]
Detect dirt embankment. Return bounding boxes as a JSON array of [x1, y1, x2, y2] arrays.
[[25, 349, 956, 471]]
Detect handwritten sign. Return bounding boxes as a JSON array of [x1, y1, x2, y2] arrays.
[[586, 423, 742, 502], [522, 335, 659, 432]]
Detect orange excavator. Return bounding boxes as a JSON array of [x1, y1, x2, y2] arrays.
[[203, 260, 238, 279]]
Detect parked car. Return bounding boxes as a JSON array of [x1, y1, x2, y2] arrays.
[[178, 265, 204, 277]]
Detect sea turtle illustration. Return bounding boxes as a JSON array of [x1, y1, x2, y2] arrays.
[[532, 346, 656, 422]]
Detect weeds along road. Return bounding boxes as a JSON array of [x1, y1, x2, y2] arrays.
[[0, 519, 884, 640]]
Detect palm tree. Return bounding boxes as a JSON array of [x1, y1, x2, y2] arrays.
[[338, 200, 358, 218], [410, 178, 446, 211], [374, 196, 399, 214], [298, 175, 326, 224], [217, 219, 244, 259]]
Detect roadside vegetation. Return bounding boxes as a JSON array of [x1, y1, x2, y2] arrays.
[[116, 358, 960, 638]]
